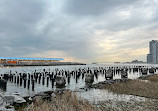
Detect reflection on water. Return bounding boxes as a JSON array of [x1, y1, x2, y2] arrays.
[[0, 63, 158, 102], [77, 89, 146, 104]]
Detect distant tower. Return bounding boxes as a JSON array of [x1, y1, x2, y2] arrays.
[[147, 40, 158, 64]]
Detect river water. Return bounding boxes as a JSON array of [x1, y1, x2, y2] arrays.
[[0, 63, 158, 103]]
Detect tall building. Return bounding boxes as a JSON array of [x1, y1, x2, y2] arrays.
[[147, 40, 158, 64]]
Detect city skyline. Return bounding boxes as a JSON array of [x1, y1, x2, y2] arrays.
[[0, 0, 158, 63]]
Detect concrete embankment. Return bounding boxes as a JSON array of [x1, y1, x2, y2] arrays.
[[1, 62, 86, 67]]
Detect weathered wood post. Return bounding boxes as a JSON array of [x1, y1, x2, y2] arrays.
[[17, 76, 20, 85], [32, 79, 35, 91], [27, 79, 30, 89], [3, 74, 9, 81], [142, 68, 148, 75], [149, 68, 155, 74], [121, 69, 128, 78], [82, 73, 84, 79], [67, 75, 70, 84], [14, 75, 17, 84], [85, 73, 94, 83], [31, 75, 34, 80], [35, 75, 38, 83], [76, 74, 78, 83], [10, 74, 13, 82], [105, 69, 113, 80], [42, 76, 45, 85], [38, 75, 41, 84], [47, 77, 49, 87], [28, 73, 31, 80], [51, 78, 55, 88], [94, 70, 98, 79], [0, 79, 7, 91], [20, 77, 22, 86], [56, 76, 66, 88], [24, 78, 27, 88]]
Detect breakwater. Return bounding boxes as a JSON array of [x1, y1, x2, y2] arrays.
[[1, 62, 86, 67]]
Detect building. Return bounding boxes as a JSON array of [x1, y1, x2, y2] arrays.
[[0, 57, 64, 66], [147, 40, 158, 64], [147, 54, 152, 63]]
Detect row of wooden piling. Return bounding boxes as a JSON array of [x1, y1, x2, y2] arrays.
[[0, 66, 157, 91]]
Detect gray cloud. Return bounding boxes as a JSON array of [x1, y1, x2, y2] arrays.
[[0, 0, 48, 54], [0, 0, 158, 63], [63, 0, 139, 16]]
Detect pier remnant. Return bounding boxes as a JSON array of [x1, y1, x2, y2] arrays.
[[149, 68, 155, 74], [56, 76, 66, 88], [121, 70, 128, 78], [142, 68, 148, 75], [85, 73, 94, 83], [105, 69, 113, 79], [0, 79, 7, 91]]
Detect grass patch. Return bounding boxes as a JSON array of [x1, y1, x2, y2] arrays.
[[18, 91, 98, 111], [100, 74, 158, 99], [146, 74, 158, 82]]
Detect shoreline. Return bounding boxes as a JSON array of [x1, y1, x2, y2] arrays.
[[1, 74, 158, 111], [91, 74, 158, 99], [0, 63, 86, 68]]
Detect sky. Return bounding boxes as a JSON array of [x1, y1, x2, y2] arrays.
[[0, 0, 158, 63]]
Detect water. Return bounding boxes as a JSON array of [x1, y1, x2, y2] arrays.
[[77, 89, 146, 104], [0, 63, 158, 103]]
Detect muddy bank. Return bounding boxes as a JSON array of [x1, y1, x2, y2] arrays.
[[90, 78, 131, 89], [99, 99, 158, 111], [91, 74, 158, 99]]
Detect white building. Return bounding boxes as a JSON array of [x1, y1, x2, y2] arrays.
[[147, 40, 158, 64]]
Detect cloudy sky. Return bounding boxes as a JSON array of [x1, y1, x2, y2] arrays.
[[0, 0, 158, 63]]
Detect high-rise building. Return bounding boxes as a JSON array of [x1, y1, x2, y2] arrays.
[[147, 40, 158, 64]]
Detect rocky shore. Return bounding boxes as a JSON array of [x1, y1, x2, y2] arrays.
[[0, 89, 68, 111], [90, 78, 131, 89]]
